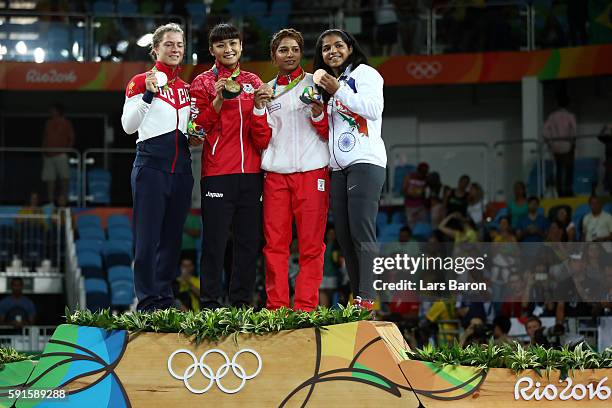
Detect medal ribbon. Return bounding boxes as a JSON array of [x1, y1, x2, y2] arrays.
[[272, 71, 305, 99]]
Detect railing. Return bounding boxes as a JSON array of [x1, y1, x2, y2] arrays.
[[1, 133, 605, 207], [2, 3, 611, 63], [0, 212, 63, 274], [386, 133, 607, 203], [0, 325, 55, 352], [63, 207, 84, 312], [0, 147, 82, 206]]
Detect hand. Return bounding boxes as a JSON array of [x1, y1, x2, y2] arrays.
[[213, 78, 227, 101], [254, 85, 273, 109], [318, 73, 340, 95], [188, 135, 204, 146], [145, 71, 158, 93], [310, 100, 324, 118]]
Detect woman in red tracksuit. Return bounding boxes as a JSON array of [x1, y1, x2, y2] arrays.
[[189, 24, 271, 309], [261, 29, 330, 311]]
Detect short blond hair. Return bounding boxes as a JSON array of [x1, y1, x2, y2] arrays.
[[149, 23, 184, 60]]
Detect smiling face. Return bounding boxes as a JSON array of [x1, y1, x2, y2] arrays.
[[273, 37, 301, 74], [321, 33, 352, 74], [210, 38, 242, 69], [154, 31, 184, 66]]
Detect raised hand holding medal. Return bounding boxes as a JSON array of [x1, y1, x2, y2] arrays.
[[154, 71, 168, 89]]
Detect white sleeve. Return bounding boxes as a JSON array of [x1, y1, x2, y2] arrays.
[[334, 66, 384, 121], [121, 93, 153, 135]]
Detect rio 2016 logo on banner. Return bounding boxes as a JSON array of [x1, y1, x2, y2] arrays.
[[167, 348, 262, 394], [514, 376, 610, 401]]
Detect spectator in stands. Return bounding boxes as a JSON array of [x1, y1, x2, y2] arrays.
[[17, 192, 47, 228], [421, 297, 458, 345], [556, 252, 606, 317], [313, 29, 387, 312], [491, 217, 517, 243], [539, 7, 567, 48], [444, 174, 470, 217], [567, 0, 588, 46], [508, 181, 528, 230], [582, 196, 612, 242], [121, 23, 197, 312], [427, 172, 445, 227], [524, 316, 545, 345], [543, 94, 576, 197], [467, 182, 485, 228], [459, 316, 488, 347], [546, 220, 569, 242], [41, 103, 74, 204], [189, 23, 270, 310], [598, 125, 612, 193], [438, 212, 477, 244], [402, 162, 429, 228], [429, 196, 445, 229], [516, 197, 549, 242], [0, 278, 36, 328], [427, 171, 443, 199], [493, 315, 513, 345], [181, 211, 201, 265], [175, 257, 200, 312], [553, 207, 575, 241], [500, 272, 531, 319], [374, 0, 399, 56]]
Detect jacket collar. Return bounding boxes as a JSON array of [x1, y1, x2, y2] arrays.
[[276, 66, 303, 85], [213, 61, 241, 78]]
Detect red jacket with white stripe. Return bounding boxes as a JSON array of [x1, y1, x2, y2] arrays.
[[189, 62, 271, 177], [121, 61, 191, 174]]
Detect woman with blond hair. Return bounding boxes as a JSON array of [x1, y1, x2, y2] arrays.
[[121, 23, 202, 311]]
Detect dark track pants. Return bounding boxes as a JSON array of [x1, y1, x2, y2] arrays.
[[330, 163, 385, 301], [131, 166, 193, 311], [200, 173, 263, 309]]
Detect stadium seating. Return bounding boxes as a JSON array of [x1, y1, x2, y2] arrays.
[[77, 251, 104, 279], [412, 222, 433, 241], [75, 239, 103, 255], [76, 214, 102, 230], [107, 214, 131, 229], [87, 169, 111, 205], [84, 278, 111, 311], [103, 240, 133, 268], [573, 157, 599, 195], [378, 222, 404, 243], [78, 226, 105, 241], [107, 226, 133, 242], [376, 212, 389, 236]]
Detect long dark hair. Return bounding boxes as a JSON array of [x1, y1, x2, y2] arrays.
[[312, 29, 368, 103]]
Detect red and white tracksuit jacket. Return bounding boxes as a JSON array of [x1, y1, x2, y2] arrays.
[[261, 67, 330, 311], [189, 62, 271, 177]]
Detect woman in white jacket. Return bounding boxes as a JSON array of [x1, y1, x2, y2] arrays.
[[313, 29, 387, 312], [260, 29, 330, 311]]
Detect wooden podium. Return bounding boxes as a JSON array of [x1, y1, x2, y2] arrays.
[[1, 322, 610, 407]]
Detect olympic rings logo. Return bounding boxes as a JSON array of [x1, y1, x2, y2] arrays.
[[406, 62, 442, 79], [167, 348, 262, 394]]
